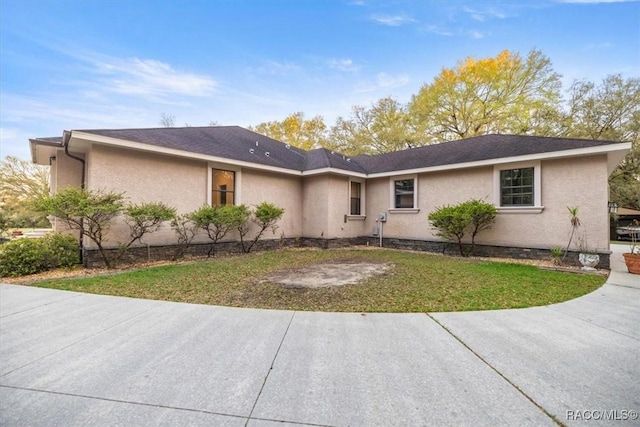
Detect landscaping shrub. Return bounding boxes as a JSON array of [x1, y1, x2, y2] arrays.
[[0, 238, 47, 277], [0, 233, 79, 277], [43, 232, 80, 268], [428, 199, 496, 256]]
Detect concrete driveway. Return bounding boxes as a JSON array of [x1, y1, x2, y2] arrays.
[[1, 245, 638, 426]]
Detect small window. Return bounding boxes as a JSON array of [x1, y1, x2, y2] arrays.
[[350, 181, 361, 215], [500, 168, 533, 206], [394, 179, 415, 208], [212, 169, 235, 206]]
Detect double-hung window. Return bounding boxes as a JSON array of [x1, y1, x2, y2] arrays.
[[389, 174, 418, 211], [500, 168, 534, 206], [350, 181, 362, 215], [493, 162, 543, 213]]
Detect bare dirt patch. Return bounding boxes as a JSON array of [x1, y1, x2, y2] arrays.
[[258, 259, 394, 288]]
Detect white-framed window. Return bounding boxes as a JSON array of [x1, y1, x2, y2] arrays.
[[208, 163, 241, 206], [349, 179, 365, 216], [493, 161, 543, 213], [389, 174, 419, 212]]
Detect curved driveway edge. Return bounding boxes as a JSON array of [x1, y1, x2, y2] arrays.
[[1, 245, 638, 426]]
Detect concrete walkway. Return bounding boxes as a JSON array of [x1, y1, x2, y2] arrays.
[[1, 246, 638, 426]]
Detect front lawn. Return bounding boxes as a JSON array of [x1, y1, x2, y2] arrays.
[[34, 249, 605, 312]]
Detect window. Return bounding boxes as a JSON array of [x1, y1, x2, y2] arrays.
[[350, 181, 361, 215], [500, 168, 534, 206], [394, 179, 415, 208], [493, 162, 543, 213], [212, 169, 235, 206]]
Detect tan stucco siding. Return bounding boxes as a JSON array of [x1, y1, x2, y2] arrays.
[[54, 150, 84, 192], [364, 168, 493, 240], [85, 144, 208, 247], [485, 155, 610, 251], [301, 175, 368, 238], [50, 150, 84, 237], [364, 156, 610, 251], [86, 144, 207, 210], [241, 169, 303, 239], [302, 175, 330, 237]]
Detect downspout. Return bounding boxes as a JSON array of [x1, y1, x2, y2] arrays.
[[62, 131, 86, 264]]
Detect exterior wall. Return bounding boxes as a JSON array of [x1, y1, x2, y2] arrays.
[[240, 169, 303, 239], [363, 156, 610, 252], [365, 167, 494, 241], [302, 174, 367, 238], [485, 155, 609, 251], [301, 175, 330, 238], [50, 149, 84, 237], [54, 149, 84, 191], [85, 144, 208, 247], [61, 141, 611, 263]]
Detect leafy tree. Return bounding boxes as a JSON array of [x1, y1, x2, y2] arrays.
[[116, 202, 176, 265], [466, 199, 498, 252], [34, 187, 124, 268], [409, 49, 562, 143], [36, 188, 176, 267], [0, 156, 51, 228], [191, 204, 247, 256], [327, 97, 418, 155], [250, 112, 328, 150], [239, 202, 285, 253], [170, 213, 199, 260], [561, 75, 640, 210], [428, 199, 497, 256]]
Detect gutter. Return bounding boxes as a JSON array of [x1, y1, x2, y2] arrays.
[[62, 130, 86, 263]]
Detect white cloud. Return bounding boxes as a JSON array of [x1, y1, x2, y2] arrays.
[[370, 14, 417, 26], [424, 25, 454, 36], [355, 72, 410, 93], [467, 30, 486, 39], [328, 58, 360, 72], [584, 42, 613, 50], [48, 49, 219, 101], [463, 7, 508, 21], [376, 73, 409, 88], [94, 58, 217, 98], [249, 60, 301, 75]]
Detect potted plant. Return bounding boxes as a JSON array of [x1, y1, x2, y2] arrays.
[[622, 219, 640, 275]]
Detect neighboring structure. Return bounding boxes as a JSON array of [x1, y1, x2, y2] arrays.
[[30, 126, 631, 267]]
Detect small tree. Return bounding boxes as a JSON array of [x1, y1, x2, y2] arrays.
[[466, 199, 497, 255], [428, 199, 496, 257], [563, 206, 581, 260], [239, 202, 285, 253], [115, 202, 176, 265], [428, 204, 469, 256], [35, 187, 124, 268], [170, 213, 199, 260], [191, 205, 247, 256]]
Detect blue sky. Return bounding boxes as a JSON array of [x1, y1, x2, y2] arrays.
[[1, 0, 638, 160]]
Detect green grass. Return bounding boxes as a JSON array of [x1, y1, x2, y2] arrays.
[[34, 249, 605, 312]]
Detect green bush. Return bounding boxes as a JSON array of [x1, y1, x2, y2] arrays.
[[0, 233, 79, 277], [43, 232, 80, 268], [428, 199, 497, 257], [0, 238, 48, 277]]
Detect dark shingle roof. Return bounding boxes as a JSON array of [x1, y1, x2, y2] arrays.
[[73, 127, 625, 175], [353, 134, 623, 174], [81, 126, 310, 171]]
